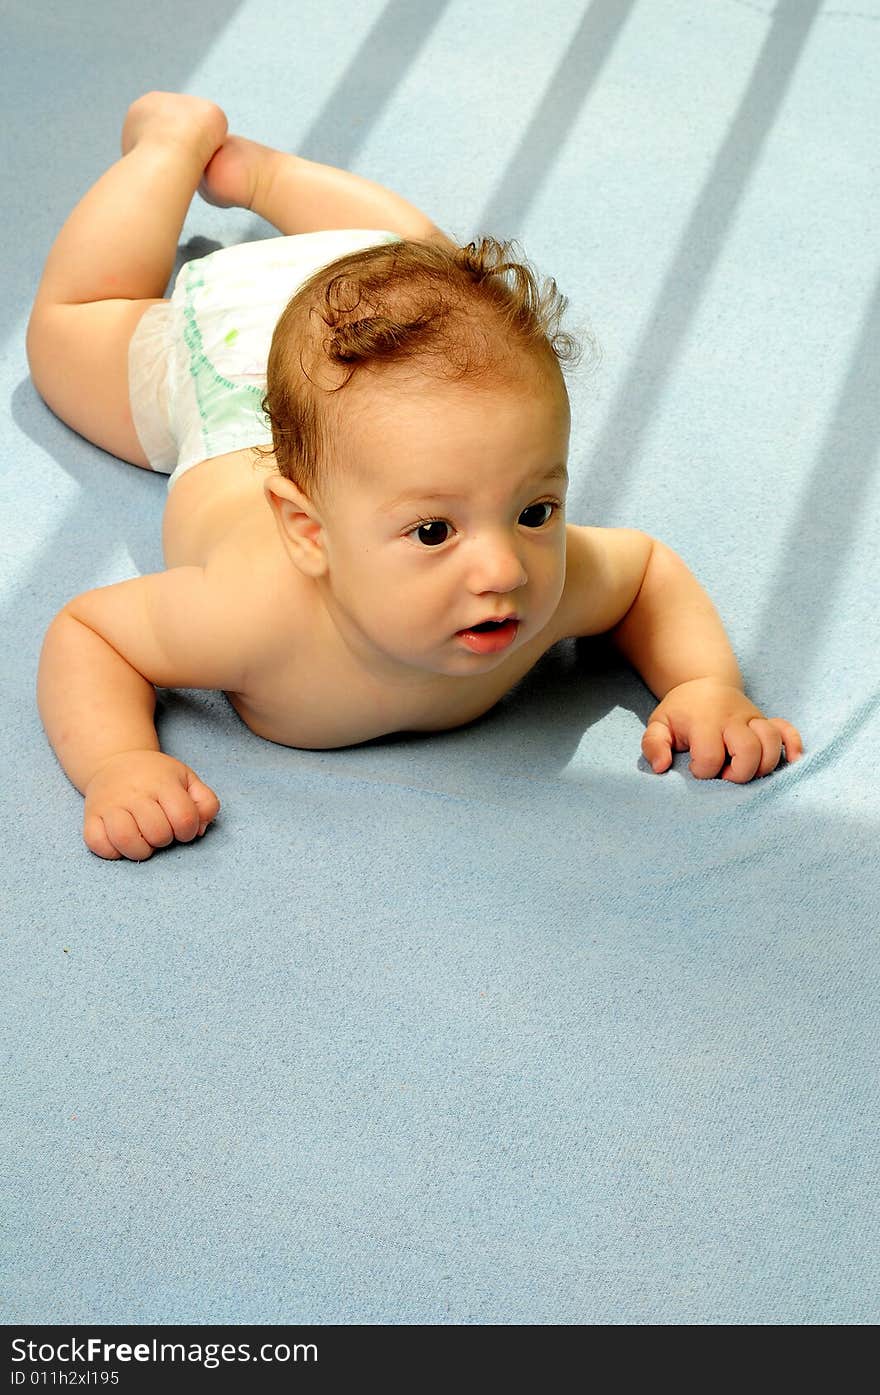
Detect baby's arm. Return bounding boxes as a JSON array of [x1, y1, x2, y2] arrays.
[[564, 527, 803, 782], [37, 565, 250, 860]]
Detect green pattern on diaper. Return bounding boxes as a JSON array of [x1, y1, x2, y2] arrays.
[[182, 265, 267, 458]]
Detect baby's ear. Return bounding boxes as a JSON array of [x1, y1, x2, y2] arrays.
[[263, 475, 328, 576], [263, 472, 301, 507]]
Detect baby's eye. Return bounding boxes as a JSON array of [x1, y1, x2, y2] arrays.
[[410, 519, 452, 547], [519, 501, 559, 528]]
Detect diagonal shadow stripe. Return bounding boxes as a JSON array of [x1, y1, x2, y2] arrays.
[[477, 0, 634, 236], [244, 0, 452, 222], [581, 0, 822, 524], [299, 0, 452, 166], [744, 262, 880, 682]]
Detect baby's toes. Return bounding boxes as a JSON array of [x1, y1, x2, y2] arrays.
[[198, 136, 259, 210]]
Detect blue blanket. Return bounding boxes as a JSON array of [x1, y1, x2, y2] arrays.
[[4, 0, 878, 1323]]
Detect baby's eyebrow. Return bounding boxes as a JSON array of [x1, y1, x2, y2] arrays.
[[383, 462, 568, 512], [384, 489, 458, 511]]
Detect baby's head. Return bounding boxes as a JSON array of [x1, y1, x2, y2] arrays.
[[261, 235, 585, 681]]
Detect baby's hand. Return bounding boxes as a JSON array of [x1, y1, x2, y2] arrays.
[[83, 750, 221, 861], [642, 678, 803, 784]]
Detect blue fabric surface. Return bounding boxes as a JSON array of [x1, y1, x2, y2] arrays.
[[3, 0, 878, 1324]]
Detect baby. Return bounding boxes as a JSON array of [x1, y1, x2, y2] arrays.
[[31, 93, 802, 862]]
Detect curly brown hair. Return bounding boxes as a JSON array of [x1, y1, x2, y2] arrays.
[[259, 234, 586, 501]]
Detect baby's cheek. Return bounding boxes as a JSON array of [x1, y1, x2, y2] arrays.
[[537, 552, 566, 607]]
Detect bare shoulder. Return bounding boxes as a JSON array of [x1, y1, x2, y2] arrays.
[[555, 523, 654, 639], [65, 557, 261, 694], [65, 513, 294, 696], [199, 516, 304, 692]]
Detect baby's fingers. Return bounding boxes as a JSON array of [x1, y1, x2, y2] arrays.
[[721, 717, 803, 783], [151, 783, 214, 845], [83, 812, 123, 860], [764, 717, 804, 764], [720, 721, 768, 783], [183, 771, 221, 834], [745, 717, 786, 778], [642, 719, 673, 773], [88, 806, 158, 862]]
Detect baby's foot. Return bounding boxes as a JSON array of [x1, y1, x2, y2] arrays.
[[198, 134, 276, 211], [121, 91, 228, 172]]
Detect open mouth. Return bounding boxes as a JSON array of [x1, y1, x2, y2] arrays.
[[456, 617, 520, 654]]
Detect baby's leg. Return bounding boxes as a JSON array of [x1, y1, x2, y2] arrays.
[[200, 136, 455, 248], [27, 93, 228, 467]]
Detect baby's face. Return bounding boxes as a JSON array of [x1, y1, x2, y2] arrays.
[[316, 368, 571, 684]]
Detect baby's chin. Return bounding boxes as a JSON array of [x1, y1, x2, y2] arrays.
[[424, 637, 521, 675], [373, 641, 502, 681], [367, 618, 529, 679]]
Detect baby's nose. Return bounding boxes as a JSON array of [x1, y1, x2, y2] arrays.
[[468, 535, 528, 591]]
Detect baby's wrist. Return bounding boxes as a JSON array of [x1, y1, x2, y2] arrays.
[[86, 746, 164, 784], [661, 673, 743, 699]]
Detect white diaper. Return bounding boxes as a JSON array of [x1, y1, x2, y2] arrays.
[[128, 229, 402, 491]]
